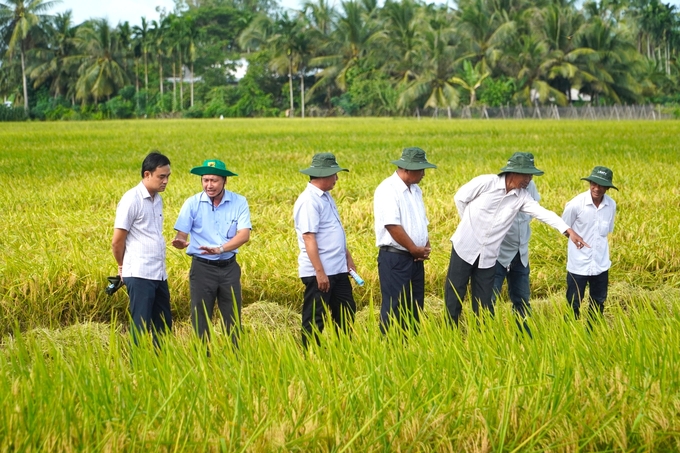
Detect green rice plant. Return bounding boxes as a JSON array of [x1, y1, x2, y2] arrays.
[[1, 118, 680, 335]]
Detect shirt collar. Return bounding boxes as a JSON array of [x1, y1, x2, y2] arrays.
[[199, 190, 232, 205], [306, 182, 327, 197], [389, 171, 411, 193], [137, 181, 153, 199], [497, 174, 521, 197]]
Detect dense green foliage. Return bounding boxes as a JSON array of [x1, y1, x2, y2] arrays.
[[2, 0, 680, 120]]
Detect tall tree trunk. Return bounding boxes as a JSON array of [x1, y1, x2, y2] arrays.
[[159, 55, 164, 96], [190, 62, 194, 107], [300, 71, 305, 119], [288, 61, 294, 118], [179, 54, 184, 111], [21, 49, 29, 110], [172, 61, 177, 112], [144, 50, 149, 101]]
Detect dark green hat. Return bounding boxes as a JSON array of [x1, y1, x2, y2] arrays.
[[190, 159, 238, 177], [499, 152, 544, 176], [300, 153, 349, 177], [391, 147, 437, 170], [582, 166, 618, 190]]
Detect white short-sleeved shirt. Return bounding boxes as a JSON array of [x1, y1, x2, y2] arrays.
[[174, 190, 252, 260], [374, 172, 429, 250], [452, 174, 569, 269], [497, 180, 540, 268], [114, 182, 167, 280], [562, 191, 616, 276], [294, 183, 347, 278]]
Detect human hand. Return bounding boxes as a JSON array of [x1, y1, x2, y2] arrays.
[[172, 238, 189, 249]]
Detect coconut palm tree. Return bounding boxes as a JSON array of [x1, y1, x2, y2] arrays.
[[375, 0, 423, 84], [450, 59, 490, 105], [29, 10, 78, 101], [73, 19, 128, 103], [132, 17, 151, 96], [0, 0, 60, 109]]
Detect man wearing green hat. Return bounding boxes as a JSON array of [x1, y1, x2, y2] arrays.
[[172, 159, 251, 347], [562, 166, 618, 320], [374, 147, 436, 333], [445, 152, 588, 327], [294, 153, 357, 348]]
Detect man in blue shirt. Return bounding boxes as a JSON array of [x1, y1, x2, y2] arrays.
[[173, 159, 252, 347]]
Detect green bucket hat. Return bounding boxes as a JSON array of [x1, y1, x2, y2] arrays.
[[499, 152, 544, 176], [581, 166, 618, 190], [391, 147, 437, 170], [190, 159, 238, 177], [300, 153, 349, 177]]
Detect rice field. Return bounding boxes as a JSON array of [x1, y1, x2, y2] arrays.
[[1, 118, 679, 451]]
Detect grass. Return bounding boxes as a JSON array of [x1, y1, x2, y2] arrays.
[[1, 118, 680, 450]]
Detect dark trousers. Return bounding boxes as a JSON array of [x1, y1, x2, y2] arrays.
[[125, 277, 172, 347], [493, 253, 532, 337], [378, 249, 425, 333], [190, 258, 242, 347], [301, 273, 356, 348], [445, 246, 496, 325], [567, 270, 608, 320]]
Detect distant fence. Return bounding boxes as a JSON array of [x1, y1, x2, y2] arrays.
[[416, 104, 669, 120], [304, 104, 672, 120]]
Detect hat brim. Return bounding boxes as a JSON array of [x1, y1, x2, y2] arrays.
[[391, 160, 437, 170], [300, 167, 348, 177], [581, 176, 618, 190], [499, 167, 544, 176], [190, 166, 238, 177]]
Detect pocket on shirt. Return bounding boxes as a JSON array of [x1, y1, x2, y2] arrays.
[[226, 220, 237, 239], [598, 220, 610, 237]]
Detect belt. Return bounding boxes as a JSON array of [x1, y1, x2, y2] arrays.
[[193, 255, 236, 267], [380, 245, 412, 257]]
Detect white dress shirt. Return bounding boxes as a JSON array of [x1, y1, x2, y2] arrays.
[[452, 174, 569, 269], [497, 180, 540, 268], [562, 191, 616, 276], [374, 172, 429, 250], [114, 182, 167, 280], [294, 183, 348, 278]]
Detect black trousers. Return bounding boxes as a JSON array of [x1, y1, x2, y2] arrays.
[[301, 273, 356, 348], [190, 257, 242, 347], [444, 246, 496, 326], [377, 248, 425, 333], [567, 270, 608, 320]]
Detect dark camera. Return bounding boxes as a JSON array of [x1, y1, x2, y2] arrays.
[[105, 276, 123, 295]]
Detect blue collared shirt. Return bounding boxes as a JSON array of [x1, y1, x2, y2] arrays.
[[174, 190, 252, 260]]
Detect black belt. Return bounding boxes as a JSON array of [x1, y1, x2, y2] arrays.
[[193, 255, 236, 267], [380, 246, 412, 257]]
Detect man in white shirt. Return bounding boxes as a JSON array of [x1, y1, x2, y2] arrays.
[[294, 153, 357, 348], [492, 180, 540, 337], [374, 147, 436, 333], [562, 166, 618, 320], [112, 152, 172, 347], [445, 152, 588, 326]]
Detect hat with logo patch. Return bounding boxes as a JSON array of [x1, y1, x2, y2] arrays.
[[190, 159, 238, 177], [391, 147, 437, 170], [581, 166, 618, 190], [499, 152, 544, 176], [300, 153, 349, 177]]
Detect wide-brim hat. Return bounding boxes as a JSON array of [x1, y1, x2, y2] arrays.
[[499, 152, 544, 176], [300, 153, 349, 177], [391, 147, 437, 170], [190, 159, 238, 177], [581, 166, 618, 190]]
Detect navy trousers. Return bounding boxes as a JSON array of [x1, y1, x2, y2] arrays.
[[567, 270, 608, 320], [378, 249, 425, 333], [125, 277, 172, 348], [301, 273, 356, 348]]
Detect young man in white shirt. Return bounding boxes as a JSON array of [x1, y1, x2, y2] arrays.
[[562, 166, 618, 320], [112, 152, 172, 347]]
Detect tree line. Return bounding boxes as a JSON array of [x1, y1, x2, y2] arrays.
[[1, 0, 679, 120]]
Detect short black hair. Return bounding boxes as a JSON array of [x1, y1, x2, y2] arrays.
[[141, 151, 170, 178]]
